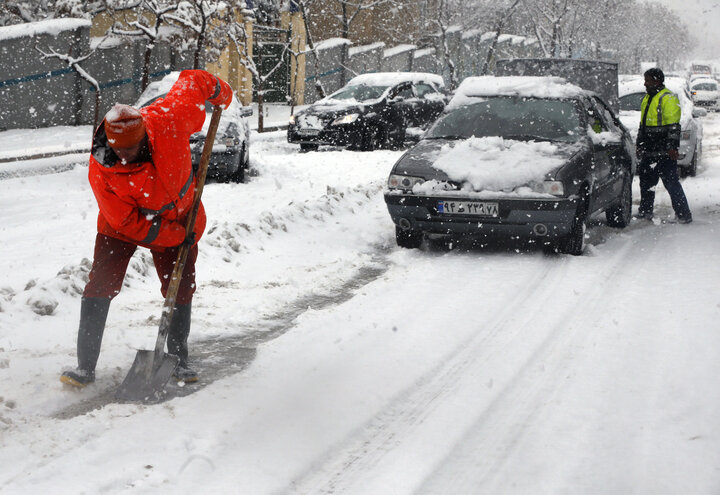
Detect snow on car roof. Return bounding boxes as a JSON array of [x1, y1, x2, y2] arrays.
[[347, 72, 445, 88], [449, 76, 586, 109], [619, 76, 689, 98], [691, 77, 718, 86]]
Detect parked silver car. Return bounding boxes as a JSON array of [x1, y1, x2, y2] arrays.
[[618, 75, 706, 177], [136, 72, 253, 183]]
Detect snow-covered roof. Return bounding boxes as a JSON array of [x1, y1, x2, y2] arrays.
[[383, 44, 416, 58], [449, 76, 586, 109], [347, 72, 445, 88], [348, 42, 385, 56], [315, 38, 352, 51], [0, 18, 91, 41]]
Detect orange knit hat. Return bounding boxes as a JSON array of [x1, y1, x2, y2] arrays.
[[104, 104, 146, 149]]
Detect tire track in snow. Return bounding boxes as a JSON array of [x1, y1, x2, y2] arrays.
[[286, 234, 645, 495]]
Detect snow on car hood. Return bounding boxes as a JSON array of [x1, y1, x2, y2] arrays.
[[409, 137, 573, 197]]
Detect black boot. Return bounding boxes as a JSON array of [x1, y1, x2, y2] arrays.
[[167, 302, 198, 383], [60, 297, 111, 388]]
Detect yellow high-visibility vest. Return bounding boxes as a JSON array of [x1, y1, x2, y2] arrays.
[[640, 88, 681, 127]]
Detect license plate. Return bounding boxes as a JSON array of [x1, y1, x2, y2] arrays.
[[298, 128, 320, 136], [438, 200, 499, 217]]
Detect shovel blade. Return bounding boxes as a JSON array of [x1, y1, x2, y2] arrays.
[[115, 350, 179, 402]]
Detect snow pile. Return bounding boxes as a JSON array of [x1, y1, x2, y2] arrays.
[[587, 126, 622, 145], [418, 136, 567, 194], [449, 76, 585, 110]]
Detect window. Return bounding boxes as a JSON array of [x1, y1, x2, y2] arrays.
[[415, 83, 438, 98]]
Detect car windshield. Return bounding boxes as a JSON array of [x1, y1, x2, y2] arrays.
[[328, 84, 388, 102], [619, 92, 646, 111], [426, 97, 582, 142], [693, 82, 718, 91]]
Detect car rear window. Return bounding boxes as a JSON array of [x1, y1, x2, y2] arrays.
[[619, 92, 646, 111], [426, 96, 581, 142], [693, 83, 718, 91]]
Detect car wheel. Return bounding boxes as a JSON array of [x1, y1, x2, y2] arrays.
[[688, 149, 698, 177], [390, 126, 406, 150], [360, 126, 383, 151], [229, 146, 248, 184], [300, 143, 319, 152], [605, 172, 632, 228], [559, 190, 588, 256], [396, 225, 422, 249]]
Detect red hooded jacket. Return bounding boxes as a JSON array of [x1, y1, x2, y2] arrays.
[[88, 70, 233, 249]]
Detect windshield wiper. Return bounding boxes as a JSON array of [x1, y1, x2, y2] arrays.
[[503, 134, 558, 142], [426, 135, 467, 140]]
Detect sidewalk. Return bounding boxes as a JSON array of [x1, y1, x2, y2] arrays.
[[0, 103, 297, 164]]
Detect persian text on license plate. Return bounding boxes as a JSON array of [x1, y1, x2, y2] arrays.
[[438, 200, 499, 217]]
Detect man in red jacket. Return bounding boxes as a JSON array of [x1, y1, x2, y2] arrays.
[[61, 70, 233, 388]]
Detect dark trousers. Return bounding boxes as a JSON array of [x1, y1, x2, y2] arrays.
[[83, 233, 198, 304], [638, 156, 692, 220]]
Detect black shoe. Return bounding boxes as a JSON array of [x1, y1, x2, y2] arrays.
[[60, 368, 95, 388], [634, 211, 653, 220], [677, 216, 693, 224], [173, 363, 198, 383]]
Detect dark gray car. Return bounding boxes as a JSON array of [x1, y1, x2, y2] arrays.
[[384, 76, 636, 255]]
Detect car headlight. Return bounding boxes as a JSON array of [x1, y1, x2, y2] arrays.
[[331, 113, 359, 125], [541, 181, 564, 196], [388, 174, 425, 191], [289, 114, 296, 125]]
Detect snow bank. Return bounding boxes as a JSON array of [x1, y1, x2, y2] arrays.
[[384, 44, 416, 58]]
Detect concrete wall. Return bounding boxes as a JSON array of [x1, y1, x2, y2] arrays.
[[0, 20, 90, 130], [381, 45, 415, 72], [303, 39, 350, 104], [347, 42, 384, 79], [0, 20, 194, 130]]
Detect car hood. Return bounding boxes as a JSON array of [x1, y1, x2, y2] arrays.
[[393, 137, 581, 195]]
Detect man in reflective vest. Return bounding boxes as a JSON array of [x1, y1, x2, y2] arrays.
[[636, 67, 692, 223], [60, 70, 233, 388]]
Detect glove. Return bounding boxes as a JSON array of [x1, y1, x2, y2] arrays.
[[180, 230, 196, 247], [668, 149, 679, 160]]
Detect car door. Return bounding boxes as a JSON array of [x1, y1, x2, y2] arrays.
[[413, 82, 447, 128], [589, 96, 627, 209], [385, 82, 415, 129]]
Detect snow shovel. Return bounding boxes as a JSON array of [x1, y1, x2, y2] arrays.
[[116, 105, 224, 402]]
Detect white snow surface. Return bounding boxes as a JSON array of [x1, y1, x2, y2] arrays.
[[1, 114, 720, 494], [450, 76, 586, 110], [347, 72, 445, 89], [0, 18, 91, 41], [420, 136, 569, 194]]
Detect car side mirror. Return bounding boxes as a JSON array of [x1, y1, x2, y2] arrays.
[[239, 106, 254, 117], [692, 107, 707, 118]]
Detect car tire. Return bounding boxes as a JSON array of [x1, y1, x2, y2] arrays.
[[396, 225, 422, 249], [605, 172, 632, 228], [229, 146, 248, 184], [360, 126, 383, 151], [300, 143, 319, 152], [688, 149, 698, 177], [559, 190, 588, 256]]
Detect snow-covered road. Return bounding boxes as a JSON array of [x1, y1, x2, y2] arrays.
[[1, 115, 720, 494]]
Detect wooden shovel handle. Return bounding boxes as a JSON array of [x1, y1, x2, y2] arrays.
[[154, 105, 224, 355]]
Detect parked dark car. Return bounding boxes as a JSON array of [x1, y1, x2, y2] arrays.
[[136, 72, 253, 183], [384, 76, 637, 255], [288, 72, 447, 151]]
